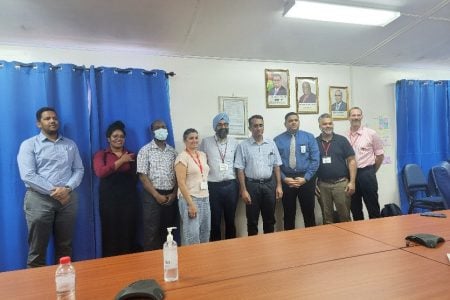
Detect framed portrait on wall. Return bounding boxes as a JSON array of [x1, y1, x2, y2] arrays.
[[296, 77, 319, 114], [329, 86, 349, 120], [218, 96, 248, 138], [265, 69, 290, 108]]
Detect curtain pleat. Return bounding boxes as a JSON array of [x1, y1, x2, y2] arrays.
[[396, 80, 450, 212], [0, 61, 172, 271]]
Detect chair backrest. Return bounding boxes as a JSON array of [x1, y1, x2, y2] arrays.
[[403, 164, 428, 195], [431, 161, 450, 206]]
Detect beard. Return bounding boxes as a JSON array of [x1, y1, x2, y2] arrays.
[[216, 128, 229, 139], [321, 128, 333, 135]]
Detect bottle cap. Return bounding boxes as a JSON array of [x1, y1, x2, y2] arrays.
[[60, 256, 71, 264], [166, 227, 177, 243]]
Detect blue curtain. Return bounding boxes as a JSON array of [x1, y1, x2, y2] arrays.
[[0, 61, 172, 271], [90, 67, 174, 256], [396, 80, 450, 212]]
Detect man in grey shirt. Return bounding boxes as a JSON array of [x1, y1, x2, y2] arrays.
[[17, 107, 84, 267], [200, 113, 239, 241], [235, 115, 283, 236]]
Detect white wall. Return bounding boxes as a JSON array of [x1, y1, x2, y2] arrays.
[[2, 45, 450, 236]]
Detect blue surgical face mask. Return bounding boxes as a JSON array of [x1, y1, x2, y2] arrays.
[[154, 128, 168, 141]]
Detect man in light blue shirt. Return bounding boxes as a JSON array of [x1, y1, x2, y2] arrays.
[[200, 113, 239, 241], [235, 115, 283, 236], [17, 107, 84, 267], [274, 112, 320, 229]]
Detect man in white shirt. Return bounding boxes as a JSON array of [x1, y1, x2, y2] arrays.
[[200, 113, 239, 241]]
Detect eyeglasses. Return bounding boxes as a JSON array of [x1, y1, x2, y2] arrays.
[[110, 135, 125, 140]]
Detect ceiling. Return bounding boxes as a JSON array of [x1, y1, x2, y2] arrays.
[[1, 0, 449, 69]]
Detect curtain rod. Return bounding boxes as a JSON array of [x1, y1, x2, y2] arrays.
[[6, 62, 175, 78]]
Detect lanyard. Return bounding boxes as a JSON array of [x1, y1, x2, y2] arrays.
[[187, 150, 203, 175], [321, 141, 331, 156], [215, 137, 228, 163], [349, 132, 360, 148]]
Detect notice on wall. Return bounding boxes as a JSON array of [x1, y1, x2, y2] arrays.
[[368, 116, 392, 165]]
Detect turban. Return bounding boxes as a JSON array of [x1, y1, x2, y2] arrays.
[[212, 112, 230, 130]]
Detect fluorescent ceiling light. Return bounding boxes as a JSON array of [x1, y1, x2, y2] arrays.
[[284, 1, 401, 27]]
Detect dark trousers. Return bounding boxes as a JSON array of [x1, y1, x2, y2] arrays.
[[24, 190, 77, 268], [351, 165, 381, 220], [245, 179, 276, 236], [142, 189, 179, 250], [208, 180, 238, 241], [282, 177, 316, 229]]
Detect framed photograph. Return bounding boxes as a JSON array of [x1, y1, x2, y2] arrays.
[[265, 69, 290, 108], [329, 86, 350, 120], [218, 96, 249, 138], [296, 77, 319, 114]]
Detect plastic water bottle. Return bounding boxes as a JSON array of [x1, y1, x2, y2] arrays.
[[55, 256, 76, 300], [163, 227, 178, 282]]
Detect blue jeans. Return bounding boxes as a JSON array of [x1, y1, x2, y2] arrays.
[[178, 195, 211, 245], [24, 190, 78, 267]]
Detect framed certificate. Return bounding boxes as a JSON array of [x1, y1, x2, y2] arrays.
[[218, 96, 249, 138]]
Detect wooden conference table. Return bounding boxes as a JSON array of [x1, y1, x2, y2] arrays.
[[1, 211, 449, 299]]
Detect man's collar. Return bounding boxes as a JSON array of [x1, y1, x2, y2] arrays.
[[249, 136, 267, 144], [150, 139, 167, 149], [350, 126, 363, 135], [39, 131, 61, 142], [215, 135, 228, 143], [320, 133, 334, 142], [286, 130, 297, 136]]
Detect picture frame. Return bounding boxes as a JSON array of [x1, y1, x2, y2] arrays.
[[329, 86, 350, 120], [265, 69, 290, 108], [296, 77, 319, 114], [218, 96, 249, 138]]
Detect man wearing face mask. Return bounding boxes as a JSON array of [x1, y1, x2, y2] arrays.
[[137, 120, 179, 250], [199, 113, 239, 241]]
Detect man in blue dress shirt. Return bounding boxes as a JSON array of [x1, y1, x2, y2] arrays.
[[235, 115, 283, 236], [274, 112, 320, 229], [17, 107, 84, 267]]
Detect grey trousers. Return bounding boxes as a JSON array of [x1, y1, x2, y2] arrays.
[[24, 190, 78, 267], [318, 179, 351, 224]]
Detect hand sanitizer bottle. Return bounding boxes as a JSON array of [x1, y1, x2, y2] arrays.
[[163, 227, 178, 282]]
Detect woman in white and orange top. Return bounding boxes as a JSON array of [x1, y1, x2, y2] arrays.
[[175, 128, 210, 245]]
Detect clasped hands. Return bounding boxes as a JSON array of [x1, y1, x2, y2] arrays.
[[51, 186, 71, 205], [155, 193, 176, 205], [284, 177, 306, 188]]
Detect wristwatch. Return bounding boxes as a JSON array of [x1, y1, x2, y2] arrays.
[[65, 186, 72, 193]]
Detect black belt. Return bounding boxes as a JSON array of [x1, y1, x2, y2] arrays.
[[156, 188, 174, 195], [320, 177, 347, 184], [208, 180, 235, 187], [246, 177, 272, 184], [358, 165, 374, 171]]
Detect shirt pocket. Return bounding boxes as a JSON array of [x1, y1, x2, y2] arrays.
[[263, 148, 276, 166]]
